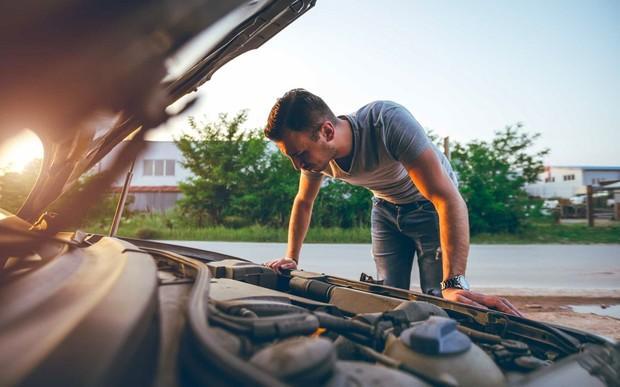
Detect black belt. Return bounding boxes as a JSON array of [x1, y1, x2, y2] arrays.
[[373, 197, 433, 211]]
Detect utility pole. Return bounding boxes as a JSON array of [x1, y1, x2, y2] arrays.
[[443, 136, 450, 160], [586, 185, 594, 227]]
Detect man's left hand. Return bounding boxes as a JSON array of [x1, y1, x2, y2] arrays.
[[442, 288, 524, 317]]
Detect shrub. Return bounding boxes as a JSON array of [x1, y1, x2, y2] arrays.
[[136, 227, 161, 239]]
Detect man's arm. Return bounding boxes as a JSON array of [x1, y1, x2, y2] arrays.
[[404, 148, 523, 316], [265, 173, 323, 272]]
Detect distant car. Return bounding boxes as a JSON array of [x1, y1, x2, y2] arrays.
[[541, 199, 559, 215], [569, 196, 586, 205], [542, 199, 560, 209], [1, 1, 618, 386]]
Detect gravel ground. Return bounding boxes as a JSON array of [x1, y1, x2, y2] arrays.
[[489, 290, 620, 341]]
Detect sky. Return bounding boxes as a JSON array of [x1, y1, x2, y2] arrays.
[[1, 0, 618, 172], [154, 0, 619, 167]]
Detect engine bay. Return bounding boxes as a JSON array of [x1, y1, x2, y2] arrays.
[[149, 242, 618, 387], [1, 233, 617, 386]]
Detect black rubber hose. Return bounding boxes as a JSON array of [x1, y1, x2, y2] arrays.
[[314, 312, 373, 336], [251, 315, 320, 340], [208, 312, 252, 335], [208, 304, 320, 340], [215, 300, 307, 317], [238, 308, 258, 318]]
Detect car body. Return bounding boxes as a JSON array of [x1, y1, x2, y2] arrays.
[[569, 196, 586, 205], [541, 200, 560, 216], [542, 200, 559, 210], [1, 1, 618, 386]]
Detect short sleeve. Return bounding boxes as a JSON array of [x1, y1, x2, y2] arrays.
[[380, 102, 431, 165]]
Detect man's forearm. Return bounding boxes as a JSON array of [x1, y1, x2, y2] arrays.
[[285, 197, 314, 262], [434, 195, 470, 280]]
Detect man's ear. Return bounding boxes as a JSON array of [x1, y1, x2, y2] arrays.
[[321, 121, 335, 141]]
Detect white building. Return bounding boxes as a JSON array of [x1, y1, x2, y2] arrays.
[[99, 141, 190, 212], [526, 166, 620, 198]]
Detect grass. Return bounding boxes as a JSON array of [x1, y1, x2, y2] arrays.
[[472, 219, 620, 244], [85, 213, 620, 244]]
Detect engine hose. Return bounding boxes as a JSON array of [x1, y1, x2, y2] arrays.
[[339, 332, 374, 347], [209, 314, 252, 335], [215, 300, 308, 316], [208, 304, 320, 340], [314, 312, 373, 336], [212, 302, 392, 347], [251, 314, 320, 340], [209, 304, 309, 325], [238, 308, 258, 318]]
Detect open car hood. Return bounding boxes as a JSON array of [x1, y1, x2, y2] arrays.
[[0, 0, 315, 225]]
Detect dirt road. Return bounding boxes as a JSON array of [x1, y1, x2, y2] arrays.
[[497, 292, 620, 341]]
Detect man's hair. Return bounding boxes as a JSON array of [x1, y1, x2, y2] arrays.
[[264, 88, 336, 141]]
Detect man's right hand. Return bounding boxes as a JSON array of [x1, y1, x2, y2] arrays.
[[264, 257, 298, 273]]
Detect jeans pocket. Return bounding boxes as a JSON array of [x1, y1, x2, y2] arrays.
[[419, 201, 437, 215]]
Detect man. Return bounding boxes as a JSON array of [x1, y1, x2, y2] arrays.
[[264, 88, 521, 316]]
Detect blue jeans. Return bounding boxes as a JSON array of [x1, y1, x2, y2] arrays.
[[371, 197, 443, 296]]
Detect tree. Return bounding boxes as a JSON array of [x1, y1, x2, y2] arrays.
[[258, 150, 300, 227], [451, 123, 549, 234], [50, 173, 133, 230], [313, 179, 372, 228], [175, 111, 268, 226], [0, 159, 128, 230], [0, 159, 42, 214]]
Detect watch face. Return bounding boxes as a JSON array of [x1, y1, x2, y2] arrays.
[[459, 276, 470, 290]]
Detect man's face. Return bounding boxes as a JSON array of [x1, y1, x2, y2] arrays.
[[275, 123, 336, 173]]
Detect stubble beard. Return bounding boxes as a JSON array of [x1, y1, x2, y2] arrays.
[[309, 143, 338, 173]]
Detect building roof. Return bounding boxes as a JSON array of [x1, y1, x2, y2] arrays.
[[601, 181, 620, 189], [548, 165, 620, 171]]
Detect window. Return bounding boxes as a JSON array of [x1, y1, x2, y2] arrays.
[[143, 159, 176, 176], [154, 160, 164, 176], [563, 174, 575, 181], [143, 160, 153, 176], [165, 160, 175, 176]]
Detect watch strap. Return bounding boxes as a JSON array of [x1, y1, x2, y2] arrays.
[[440, 275, 470, 291]]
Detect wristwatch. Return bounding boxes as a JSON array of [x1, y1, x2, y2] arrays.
[[440, 275, 470, 291]]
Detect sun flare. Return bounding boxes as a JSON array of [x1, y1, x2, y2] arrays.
[[0, 130, 44, 173]]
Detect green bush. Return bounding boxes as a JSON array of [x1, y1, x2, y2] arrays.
[[222, 215, 251, 229], [135, 227, 161, 239], [452, 124, 549, 234]]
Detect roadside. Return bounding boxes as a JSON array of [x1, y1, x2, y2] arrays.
[[488, 289, 620, 341], [100, 215, 620, 244]]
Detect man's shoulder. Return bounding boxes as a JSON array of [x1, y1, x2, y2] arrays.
[[355, 100, 405, 116], [348, 101, 409, 131]]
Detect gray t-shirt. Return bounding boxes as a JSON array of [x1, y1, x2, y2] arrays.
[[302, 101, 457, 204]]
